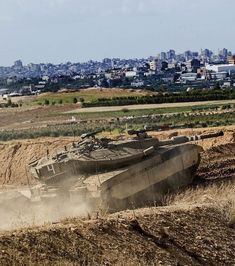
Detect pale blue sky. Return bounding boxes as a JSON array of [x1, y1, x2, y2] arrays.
[[0, 0, 234, 66]]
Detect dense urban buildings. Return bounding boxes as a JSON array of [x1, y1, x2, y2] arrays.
[[1, 48, 235, 94]]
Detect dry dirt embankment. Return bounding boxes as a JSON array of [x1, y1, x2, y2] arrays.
[[0, 126, 234, 187], [0, 137, 81, 186]]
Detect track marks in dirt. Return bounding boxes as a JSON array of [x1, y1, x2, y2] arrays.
[[197, 143, 235, 183]]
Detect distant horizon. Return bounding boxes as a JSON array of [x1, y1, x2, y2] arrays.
[[1, 47, 234, 67], [0, 0, 234, 66]]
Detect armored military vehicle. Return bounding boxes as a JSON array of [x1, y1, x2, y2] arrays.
[[28, 130, 223, 211]]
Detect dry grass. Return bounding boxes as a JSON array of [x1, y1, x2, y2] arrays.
[[167, 182, 235, 226]]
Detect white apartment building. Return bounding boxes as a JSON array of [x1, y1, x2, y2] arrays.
[[206, 64, 235, 73]]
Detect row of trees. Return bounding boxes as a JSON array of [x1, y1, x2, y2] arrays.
[[82, 89, 235, 107], [42, 97, 83, 105]]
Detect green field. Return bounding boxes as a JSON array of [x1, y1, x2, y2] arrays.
[[0, 103, 234, 141], [32, 89, 152, 105]]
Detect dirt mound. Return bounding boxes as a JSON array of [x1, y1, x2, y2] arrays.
[[0, 126, 234, 187], [196, 143, 235, 183], [202, 143, 235, 161], [0, 137, 80, 186], [0, 204, 234, 266]]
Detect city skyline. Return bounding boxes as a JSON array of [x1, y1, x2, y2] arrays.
[[0, 0, 234, 65], [2, 47, 234, 67]]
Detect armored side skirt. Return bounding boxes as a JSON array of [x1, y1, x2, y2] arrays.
[[101, 144, 200, 211]]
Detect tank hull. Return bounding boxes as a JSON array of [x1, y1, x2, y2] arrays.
[[100, 143, 200, 211]]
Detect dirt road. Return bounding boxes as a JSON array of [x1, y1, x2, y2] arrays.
[[66, 99, 235, 113]]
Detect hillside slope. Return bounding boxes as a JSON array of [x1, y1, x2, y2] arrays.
[[0, 126, 234, 187], [0, 203, 234, 266], [0, 137, 81, 186]]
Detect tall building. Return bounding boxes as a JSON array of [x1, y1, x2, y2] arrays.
[[228, 55, 235, 65], [27, 63, 40, 72], [201, 49, 213, 59], [160, 52, 167, 61], [219, 48, 228, 58], [149, 59, 161, 71], [190, 59, 201, 73], [184, 50, 193, 61], [166, 50, 176, 60], [13, 60, 23, 69]]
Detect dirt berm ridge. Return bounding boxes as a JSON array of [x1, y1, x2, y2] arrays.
[[0, 204, 234, 265], [0, 126, 234, 186]]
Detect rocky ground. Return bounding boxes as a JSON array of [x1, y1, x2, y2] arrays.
[[0, 127, 234, 265]]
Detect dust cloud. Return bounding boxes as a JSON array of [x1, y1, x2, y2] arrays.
[[0, 190, 91, 231]]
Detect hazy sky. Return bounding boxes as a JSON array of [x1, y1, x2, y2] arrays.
[[0, 0, 234, 65]]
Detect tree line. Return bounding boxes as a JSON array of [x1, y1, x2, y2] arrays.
[[82, 89, 235, 107]]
